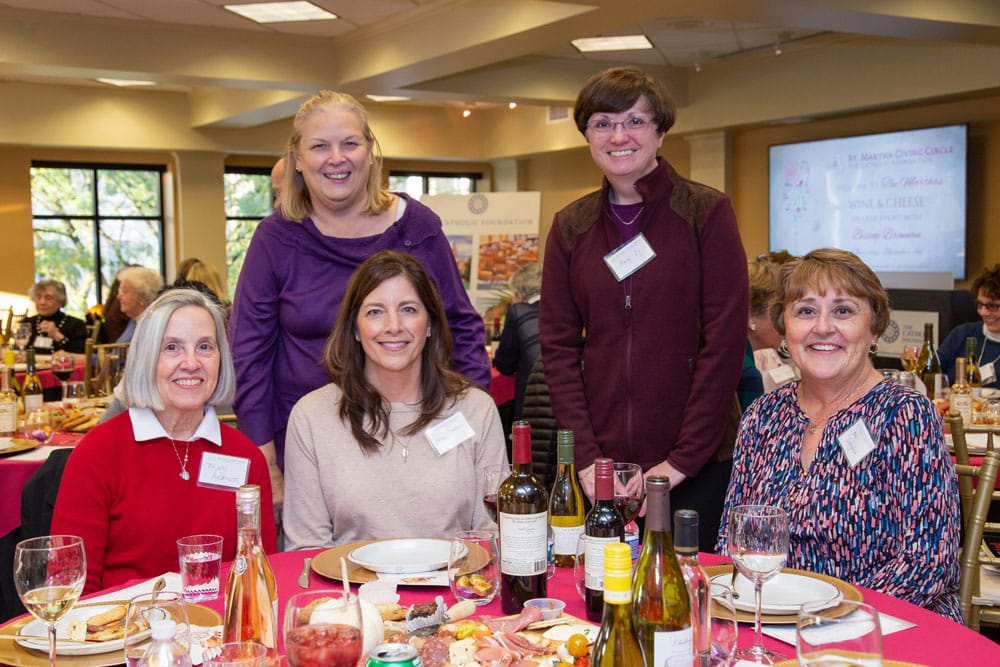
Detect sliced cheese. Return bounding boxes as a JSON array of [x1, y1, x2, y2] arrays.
[[66, 618, 88, 642], [447, 637, 477, 665]]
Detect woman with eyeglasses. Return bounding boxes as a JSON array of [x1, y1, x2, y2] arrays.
[[539, 66, 748, 550], [938, 263, 1000, 387]]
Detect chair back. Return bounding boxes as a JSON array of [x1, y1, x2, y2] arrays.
[[956, 449, 1000, 631], [84, 341, 130, 397]]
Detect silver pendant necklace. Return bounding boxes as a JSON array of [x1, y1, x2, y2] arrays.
[[169, 438, 191, 480], [610, 203, 643, 226]]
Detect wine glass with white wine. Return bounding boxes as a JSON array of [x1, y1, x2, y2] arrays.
[[728, 505, 789, 664], [13, 535, 87, 667]]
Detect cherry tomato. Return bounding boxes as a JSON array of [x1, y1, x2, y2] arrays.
[[566, 633, 590, 658], [575, 657, 591, 667]]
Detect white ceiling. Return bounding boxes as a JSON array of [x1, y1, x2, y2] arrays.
[[1, 0, 999, 128]]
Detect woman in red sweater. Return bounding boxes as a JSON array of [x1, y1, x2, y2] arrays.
[[52, 289, 276, 593]]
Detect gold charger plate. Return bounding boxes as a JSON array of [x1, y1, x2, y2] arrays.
[[0, 600, 220, 667], [0, 438, 40, 457], [313, 539, 491, 585], [705, 564, 863, 624]]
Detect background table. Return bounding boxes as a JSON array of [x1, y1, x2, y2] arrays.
[[0, 430, 84, 536], [139, 548, 999, 664]]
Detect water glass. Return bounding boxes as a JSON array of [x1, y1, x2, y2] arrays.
[[63, 380, 87, 407], [797, 599, 883, 667], [124, 591, 190, 667], [708, 582, 739, 666], [482, 463, 511, 523], [177, 534, 224, 602], [448, 530, 499, 606], [202, 641, 268, 667], [23, 408, 53, 444]]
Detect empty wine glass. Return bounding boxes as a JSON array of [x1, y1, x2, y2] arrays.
[[797, 599, 883, 667], [51, 349, 75, 404], [482, 463, 511, 523], [284, 590, 363, 667], [728, 504, 789, 664], [612, 462, 645, 524], [14, 321, 31, 356], [709, 582, 739, 666], [13, 535, 87, 667]]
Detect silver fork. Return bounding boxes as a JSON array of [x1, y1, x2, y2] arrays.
[[730, 562, 740, 599]]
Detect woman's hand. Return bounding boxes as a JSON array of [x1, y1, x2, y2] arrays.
[[578, 463, 596, 504], [638, 460, 687, 516]]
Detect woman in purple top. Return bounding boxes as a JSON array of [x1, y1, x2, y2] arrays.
[[229, 90, 489, 507]]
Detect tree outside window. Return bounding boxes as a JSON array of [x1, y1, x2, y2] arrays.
[[224, 168, 272, 301], [30, 163, 165, 316]]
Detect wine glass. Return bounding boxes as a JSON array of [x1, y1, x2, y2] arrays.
[[202, 641, 268, 667], [13, 535, 87, 667], [572, 534, 587, 601], [901, 344, 920, 373], [612, 462, 645, 524], [797, 599, 882, 667], [284, 590, 364, 667], [124, 591, 191, 667], [728, 504, 789, 664], [24, 408, 54, 444], [482, 463, 511, 523], [14, 321, 31, 358], [51, 350, 75, 404]]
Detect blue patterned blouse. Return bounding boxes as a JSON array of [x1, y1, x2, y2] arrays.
[[716, 378, 963, 622]]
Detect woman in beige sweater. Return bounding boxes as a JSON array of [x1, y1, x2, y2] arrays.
[[282, 251, 507, 549]]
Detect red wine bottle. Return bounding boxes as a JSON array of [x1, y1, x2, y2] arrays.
[[498, 420, 548, 613], [584, 457, 625, 622]]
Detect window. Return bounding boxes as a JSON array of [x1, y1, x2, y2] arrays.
[[224, 167, 273, 300], [31, 162, 165, 315], [388, 172, 479, 198]]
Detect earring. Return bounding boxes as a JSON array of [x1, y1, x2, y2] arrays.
[[749, 320, 757, 332], [354, 332, 360, 341], [426, 328, 431, 338], [869, 342, 879, 355], [779, 339, 789, 355]]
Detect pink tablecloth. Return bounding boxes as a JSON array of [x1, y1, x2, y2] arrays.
[[15, 364, 85, 391], [139, 548, 1000, 665], [0, 430, 84, 536]]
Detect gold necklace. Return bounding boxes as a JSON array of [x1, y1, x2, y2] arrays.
[[610, 203, 643, 225], [169, 438, 192, 480]]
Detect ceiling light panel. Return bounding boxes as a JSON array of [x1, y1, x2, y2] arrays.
[[224, 1, 337, 24], [571, 35, 653, 52]]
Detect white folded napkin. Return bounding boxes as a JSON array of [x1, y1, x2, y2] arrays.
[[760, 611, 916, 646]]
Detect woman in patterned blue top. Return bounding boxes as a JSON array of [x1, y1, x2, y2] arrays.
[[717, 248, 962, 622]]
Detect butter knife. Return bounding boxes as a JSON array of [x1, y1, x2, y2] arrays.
[[298, 557, 312, 588]]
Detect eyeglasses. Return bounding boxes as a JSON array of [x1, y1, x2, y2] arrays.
[[976, 300, 1000, 313], [586, 115, 654, 135]]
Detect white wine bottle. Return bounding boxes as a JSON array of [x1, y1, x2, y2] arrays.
[[631, 476, 693, 666], [952, 358, 973, 424], [548, 429, 585, 568], [916, 322, 942, 398], [591, 542, 644, 667], [21, 349, 44, 412], [966, 337, 983, 396], [0, 366, 17, 437], [223, 485, 278, 657], [498, 420, 549, 613]]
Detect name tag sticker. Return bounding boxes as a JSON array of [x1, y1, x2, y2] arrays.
[[838, 419, 876, 468], [34, 335, 53, 349], [603, 233, 656, 282], [981, 361, 997, 385], [769, 364, 797, 385], [425, 412, 475, 455], [198, 452, 250, 490]]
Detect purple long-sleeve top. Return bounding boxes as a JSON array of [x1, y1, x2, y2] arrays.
[[228, 194, 490, 462]]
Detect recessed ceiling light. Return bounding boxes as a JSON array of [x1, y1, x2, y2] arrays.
[[571, 35, 652, 53], [508, 102, 517, 109], [225, 1, 336, 24], [365, 95, 411, 102], [97, 78, 156, 87], [462, 109, 472, 118]]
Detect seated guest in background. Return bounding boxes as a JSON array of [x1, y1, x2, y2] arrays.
[[52, 289, 276, 593], [748, 251, 798, 394], [283, 251, 507, 549], [95, 268, 132, 344], [939, 263, 1000, 387], [177, 257, 230, 312], [717, 248, 961, 622], [24, 279, 88, 354], [493, 262, 542, 429], [114, 266, 164, 343]]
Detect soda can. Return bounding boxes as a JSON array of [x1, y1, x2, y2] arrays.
[[365, 643, 423, 667]]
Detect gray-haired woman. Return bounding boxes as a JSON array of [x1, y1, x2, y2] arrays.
[[52, 289, 276, 593], [114, 266, 164, 343], [24, 278, 88, 353]]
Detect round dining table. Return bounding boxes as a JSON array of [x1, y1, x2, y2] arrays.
[[131, 548, 999, 665]]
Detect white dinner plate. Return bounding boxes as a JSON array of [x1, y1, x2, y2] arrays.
[[16, 602, 151, 656], [348, 538, 466, 574], [713, 572, 841, 614]]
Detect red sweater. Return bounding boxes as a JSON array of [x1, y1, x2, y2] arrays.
[[52, 411, 277, 593]]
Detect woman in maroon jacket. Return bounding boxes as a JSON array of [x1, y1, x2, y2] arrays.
[[540, 66, 749, 549]]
